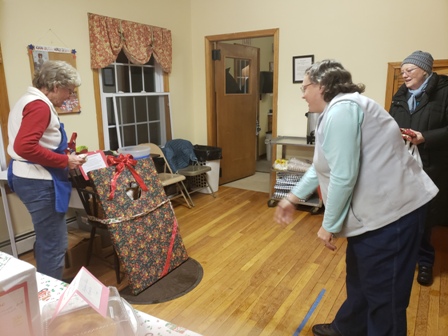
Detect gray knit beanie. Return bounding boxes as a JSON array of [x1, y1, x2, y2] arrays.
[[401, 50, 434, 74]]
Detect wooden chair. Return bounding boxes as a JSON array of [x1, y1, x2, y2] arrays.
[[138, 143, 194, 208], [69, 168, 122, 283]]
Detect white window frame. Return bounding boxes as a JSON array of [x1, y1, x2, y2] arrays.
[[99, 59, 171, 150]]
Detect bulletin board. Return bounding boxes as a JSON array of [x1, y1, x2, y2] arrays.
[[27, 44, 81, 114]]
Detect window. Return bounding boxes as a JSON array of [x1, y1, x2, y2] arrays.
[[225, 57, 250, 94], [99, 51, 169, 150]]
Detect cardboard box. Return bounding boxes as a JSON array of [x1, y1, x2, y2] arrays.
[[63, 229, 101, 279], [0, 251, 42, 336]]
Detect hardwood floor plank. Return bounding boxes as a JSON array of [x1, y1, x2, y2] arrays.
[[18, 186, 448, 335], [408, 274, 422, 335]]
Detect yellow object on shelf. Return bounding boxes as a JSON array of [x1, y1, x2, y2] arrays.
[[273, 159, 288, 170]]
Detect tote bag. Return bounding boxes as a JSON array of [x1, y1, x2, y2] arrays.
[[405, 140, 422, 168]]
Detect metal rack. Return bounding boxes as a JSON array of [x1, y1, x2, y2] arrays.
[[267, 136, 323, 213]]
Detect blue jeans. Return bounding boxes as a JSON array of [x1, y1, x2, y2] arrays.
[[332, 205, 426, 336], [12, 176, 67, 280]]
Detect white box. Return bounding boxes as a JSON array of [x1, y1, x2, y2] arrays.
[[198, 160, 220, 194], [0, 251, 42, 336]]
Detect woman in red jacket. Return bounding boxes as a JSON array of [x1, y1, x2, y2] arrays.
[[8, 60, 86, 279]]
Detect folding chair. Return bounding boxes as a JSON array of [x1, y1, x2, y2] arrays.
[[162, 139, 216, 205], [177, 164, 215, 199], [138, 143, 193, 208]]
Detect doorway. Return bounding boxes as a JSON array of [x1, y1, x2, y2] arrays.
[[205, 28, 279, 185], [214, 41, 259, 184]]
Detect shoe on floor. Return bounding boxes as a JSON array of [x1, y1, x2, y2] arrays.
[[312, 323, 341, 336], [417, 265, 433, 286]]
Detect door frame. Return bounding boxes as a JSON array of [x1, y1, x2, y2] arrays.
[[205, 29, 279, 148]]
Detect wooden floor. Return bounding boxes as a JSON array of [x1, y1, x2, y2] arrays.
[[21, 186, 448, 335]]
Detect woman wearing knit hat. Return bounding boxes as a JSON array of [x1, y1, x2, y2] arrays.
[[389, 50, 448, 286]]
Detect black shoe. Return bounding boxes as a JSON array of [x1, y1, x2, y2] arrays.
[[417, 265, 433, 286], [312, 323, 341, 336]]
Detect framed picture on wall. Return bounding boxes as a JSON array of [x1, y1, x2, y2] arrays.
[[293, 55, 314, 83], [27, 44, 81, 114]]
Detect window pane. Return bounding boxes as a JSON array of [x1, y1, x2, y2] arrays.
[[149, 123, 161, 144], [102, 67, 116, 93], [108, 127, 119, 150], [116, 51, 128, 63], [106, 98, 115, 125], [137, 124, 149, 144], [121, 125, 136, 146], [225, 57, 250, 94], [143, 67, 156, 92], [117, 97, 135, 124], [148, 96, 160, 121], [145, 57, 155, 66], [135, 97, 148, 123], [116, 65, 130, 92], [131, 66, 143, 93]]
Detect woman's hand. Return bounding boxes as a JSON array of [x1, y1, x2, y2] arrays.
[[67, 152, 87, 169], [317, 226, 337, 251], [401, 128, 425, 145], [274, 199, 296, 225], [409, 130, 425, 145]]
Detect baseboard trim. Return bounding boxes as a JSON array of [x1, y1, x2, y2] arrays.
[[0, 215, 79, 255]]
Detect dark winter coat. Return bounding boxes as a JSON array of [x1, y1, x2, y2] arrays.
[[389, 73, 448, 227]]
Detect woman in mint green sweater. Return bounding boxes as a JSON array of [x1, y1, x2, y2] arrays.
[[275, 60, 438, 336]]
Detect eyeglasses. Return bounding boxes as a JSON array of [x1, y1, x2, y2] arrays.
[[400, 67, 418, 77], [301, 83, 313, 93]]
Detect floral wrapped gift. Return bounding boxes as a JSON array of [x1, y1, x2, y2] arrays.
[[88, 156, 189, 295]]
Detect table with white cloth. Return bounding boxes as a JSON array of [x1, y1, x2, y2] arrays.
[[36, 272, 202, 336]]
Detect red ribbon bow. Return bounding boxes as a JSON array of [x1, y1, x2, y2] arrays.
[[107, 154, 149, 200]]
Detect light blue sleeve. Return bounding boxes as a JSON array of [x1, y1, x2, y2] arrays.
[[319, 101, 363, 233], [290, 165, 319, 199]]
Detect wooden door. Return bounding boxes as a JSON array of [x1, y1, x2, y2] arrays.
[[384, 59, 448, 110], [215, 42, 259, 184]]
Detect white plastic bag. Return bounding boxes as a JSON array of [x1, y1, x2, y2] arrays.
[[405, 140, 422, 168]]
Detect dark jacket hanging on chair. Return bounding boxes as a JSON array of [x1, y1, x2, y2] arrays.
[[162, 139, 198, 173]]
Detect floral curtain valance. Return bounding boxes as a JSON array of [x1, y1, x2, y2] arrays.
[[88, 13, 172, 73]]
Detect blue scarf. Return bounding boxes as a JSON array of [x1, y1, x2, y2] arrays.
[[407, 73, 432, 113]]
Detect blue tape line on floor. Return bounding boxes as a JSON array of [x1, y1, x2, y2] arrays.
[[293, 288, 326, 336]]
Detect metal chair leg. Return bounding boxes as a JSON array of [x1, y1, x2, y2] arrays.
[[204, 178, 216, 198], [172, 181, 194, 208], [180, 180, 195, 207]]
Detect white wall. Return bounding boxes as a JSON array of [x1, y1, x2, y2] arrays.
[[0, 0, 193, 150], [190, 0, 448, 139], [1, 0, 448, 148]]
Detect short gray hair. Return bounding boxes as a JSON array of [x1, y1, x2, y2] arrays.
[[305, 59, 365, 102], [32, 60, 81, 91]]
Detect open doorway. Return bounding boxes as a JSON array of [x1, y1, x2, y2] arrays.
[[205, 28, 279, 185]]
